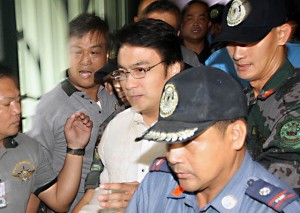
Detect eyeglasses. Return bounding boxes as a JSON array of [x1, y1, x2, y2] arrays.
[[113, 61, 164, 81]]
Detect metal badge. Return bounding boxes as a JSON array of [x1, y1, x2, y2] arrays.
[[259, 187, 271, 196], [160, 84, 178, 118], [227, 0, 250, 27], [12, 161, 35, 182], [221, 195, 237, 209]]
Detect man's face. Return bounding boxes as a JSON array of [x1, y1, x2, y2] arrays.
[[167, 125, 234, 193], [68, 31, 108, 91], [181, 3, 211, 42], [0, 77, 21, 140], [117, 45, 172, 115], [226, 29, 280, 82]]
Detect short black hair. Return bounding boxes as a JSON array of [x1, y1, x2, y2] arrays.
[[140, 1, 181, 32], [115, 18, 183, 67], [214, 118, 246, 135], [181, 0, 210, 21], [68, 13, 110, 49], [0, 63, 18, 85]]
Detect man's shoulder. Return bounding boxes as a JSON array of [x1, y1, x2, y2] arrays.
[[38, 81, 68, 105], [108, 108, 136, 126], [149, 157, 172, 173], [245, 179, 300, 211], [277, 68, 300, 110], [11, 133, 40, 153]]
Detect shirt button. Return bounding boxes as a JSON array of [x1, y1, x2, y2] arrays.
[[81, 95, 84, 98], [90, 101, 93, 104], [142, 169, 145, 172], [99, 111, 101, 114], [247, 179, 254, 186]]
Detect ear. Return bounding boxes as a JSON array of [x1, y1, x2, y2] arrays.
[[208, 20, 212, 29], [106, 53, 109, 63], [228, 119, 247, 151], [134, 16, 139, 23], [166, 62, 181, 79], [276, 23, 292, 45]]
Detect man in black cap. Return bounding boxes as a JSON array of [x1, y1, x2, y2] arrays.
[[213, 0, 300, 194], [127, 67, 300, 212]]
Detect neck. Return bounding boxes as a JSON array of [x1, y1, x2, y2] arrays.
[[196, 150, 246, 208], [81, 85, 100, 102], [141, 110, 159, 127], [0, 140, 4, 150], [250, 51, 285, 98], [183, 39, 205, 55]]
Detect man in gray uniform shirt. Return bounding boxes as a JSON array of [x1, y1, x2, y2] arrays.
[[0, 64, 93, 213], [27, 14, 119, 211]]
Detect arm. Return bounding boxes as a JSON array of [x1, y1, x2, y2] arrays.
[[37, 112, 93, 212], [26, 194, 40, 213]]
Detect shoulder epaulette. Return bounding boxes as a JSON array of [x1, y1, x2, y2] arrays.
[[245, 179, 299, 212], [150, 157, 171, 173]]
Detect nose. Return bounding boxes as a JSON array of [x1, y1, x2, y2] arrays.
[[80, 51, 92, 66], [121, 73, 139, 91], [11, 101, 21, 115], [167, 143, 183, 165], [229, 46, 246, 62]]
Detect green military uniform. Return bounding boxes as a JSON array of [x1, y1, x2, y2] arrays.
[[246, 59, 300, 195]]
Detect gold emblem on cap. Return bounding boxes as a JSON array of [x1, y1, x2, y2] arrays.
[[227, 0, 250, 27], [160, 84, 178, 118]]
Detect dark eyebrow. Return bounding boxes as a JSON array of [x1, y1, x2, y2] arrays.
[[118, 61, 150, 70]]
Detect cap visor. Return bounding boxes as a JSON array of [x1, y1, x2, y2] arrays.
[[135, 120, 215, 143], [212, 26, 272, 47]]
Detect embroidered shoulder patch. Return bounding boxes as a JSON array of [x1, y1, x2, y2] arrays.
[[150, 157, 171, 173], [275, 116, 300, 149], [246, 179, 298, 211], [12, 161, 35, 182]]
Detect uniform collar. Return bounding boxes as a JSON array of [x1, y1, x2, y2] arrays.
[[3, 136, 19, 148], [61, 78, 79, 96], [246, 59, 295, 102], [61, 77, 104, 97]]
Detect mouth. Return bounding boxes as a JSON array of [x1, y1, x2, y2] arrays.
[[176, 172, 191, 179], [79, 70, 93, 79], [191, 26, 201, 33], [128, 94, 143, 101], [235, 63, 251, 71]]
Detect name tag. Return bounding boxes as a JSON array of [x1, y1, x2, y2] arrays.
[[0, 181, 7, 208]]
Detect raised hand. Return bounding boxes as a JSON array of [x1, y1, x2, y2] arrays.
[[64, 111, 93, 149]]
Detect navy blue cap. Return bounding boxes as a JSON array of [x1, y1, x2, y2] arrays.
[[213, 0, 288, 46], [136, 66, 247, 143]]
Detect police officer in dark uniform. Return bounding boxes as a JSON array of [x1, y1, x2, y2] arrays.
[[127, 66, 300, 212], [213, 0, 300, 194]]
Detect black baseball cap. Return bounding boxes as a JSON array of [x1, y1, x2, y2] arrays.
[[135, 66, 247, 143], [213, 0, 289, 46]]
